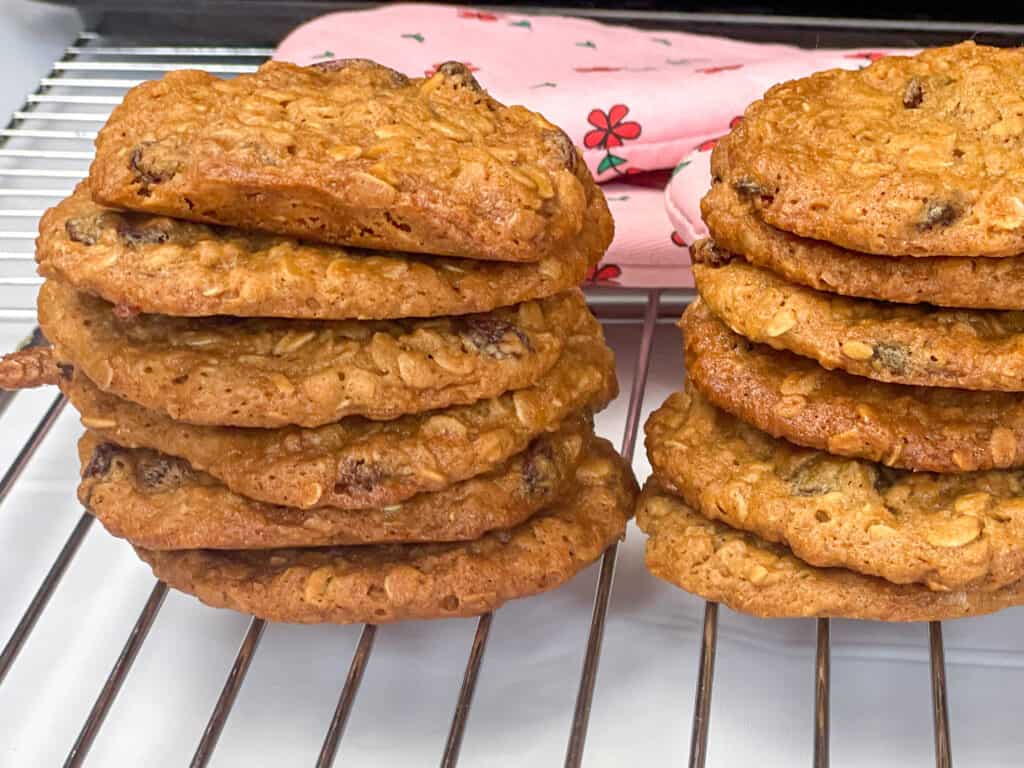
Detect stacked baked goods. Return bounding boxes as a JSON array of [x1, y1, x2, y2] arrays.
[[638, 42, 1024, 620], [1, 59, 637, 623]]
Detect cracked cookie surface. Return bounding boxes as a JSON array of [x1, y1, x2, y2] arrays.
[[38, 183, 607, 320], [637, 482, 1024, 621], [40, 280, 585, 427], [699, 182, 1024, 309], [78, 419, 590, 549], [683, 300, 1024, 472], [695, 258, 1024, 391], [716, 42, 1024, 257], [60, 324, 616, 510], [646, 387, 1024, 591], [137, 440, 637, 624], [89, 59, 607, 263]]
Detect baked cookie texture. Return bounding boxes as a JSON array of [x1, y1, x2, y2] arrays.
[[637, 483, 1024, 621], [89, 59, 610, 263], [716, 42, 1024, 257], [38, 183, 607, 320], [78, 419, 590, 549], [137, 440, 637, 624], [699, 182, 1024, 310], [683, 300, 1024, 473], [0, 346, 63, 390], [646, 388, 1024, 592], [695, 258, 1024, 392], [40, 279, 588, 427], [61, 325, 616, 511]]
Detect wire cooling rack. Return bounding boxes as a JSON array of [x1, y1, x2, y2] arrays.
[[2, 26, 1011, 768]]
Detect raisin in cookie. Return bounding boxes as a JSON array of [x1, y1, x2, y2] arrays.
[[717, 42, 1024, 257], [683, 300, 1024, 472], [38, 182, 608, 320], [89, 59, 608, 263], [40, 280, 585, 427], [136, 440, 637, 624], [695, 258, 1024, 391], [637, 482, 1024, 621]]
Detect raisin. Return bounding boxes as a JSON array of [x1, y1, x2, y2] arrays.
[[115, 213, 170, 247], [65, 217, 100, 245], [459, 317, 531, 359], [872, 465, 902, 494], [691, 239, 733, 267], [130, 141, 177, 197], [334, 458, 381, 494], [733, 177, 769, 199], [902, 77, 924, 108], [919, 200, 959, 230], [787, 456, 839, 497], [437, 61, 482, 91], [84, 443, 118, 479], [522, 441, 555, 495], [873, 342, 909, 375], [57, 362, 74, 381], [135, 455, 193, 491], [311, 58, 409, 86]]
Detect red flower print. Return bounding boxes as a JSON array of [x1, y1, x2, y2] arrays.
[[696, 64, 743, 74], [585, 263, 623, 284], [697, 138, 718, 152], [424, 61, 480, 77], [458, 9, 499, 21], [671, 231, 687, 248], [584, 105, 642, 150], [844, 52, 886, 62], [574, 66, 624, 73]]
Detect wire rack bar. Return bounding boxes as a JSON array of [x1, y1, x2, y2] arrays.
[[0, 128, 97, 140], [315, 624, 378, 768], [0, 149, 92, 160], [66, 46, 274, 56], [688, 602, 718, 768], [0, 512, 93, 685], [39, 78, 143, 89], [54, 62, 259, 74], [64, 581, 169, 767], [441, 613, 494, 768], [26, 95, 122, 105], [190, 618, 266, 768], [564, 289, 660, 768], [814, 619, 831, 768], [12, 113, 108, 123], [0, 277, 44, 285], [929, 622, 952, 768], [0, 189, 73, 197]]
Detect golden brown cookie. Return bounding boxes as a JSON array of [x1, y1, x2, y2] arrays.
[[78, 419, 589, 549], [717, 42, 1024, 257], [700, 181, 1024, 309], [40, 280, 585, 427], [694, 258, 1024, 391], [89, 59, 610, 264], [0, 346, 64, 390], [637, 482, 1024, 621], [646, 387, 1024, 591], [683, 300, 1024, 472], [60, 325, 616, 510], [38, 183, 606, 320], [136, 440, 637, 624]]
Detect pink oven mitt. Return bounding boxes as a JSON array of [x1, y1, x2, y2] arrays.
[[275, 7, 911, 287]]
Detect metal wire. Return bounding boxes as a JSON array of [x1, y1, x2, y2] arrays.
[[564, 289, 661, 768], [441, 613, 494, 768], [688, 602, 718, 768], [815, 619, 831, 768], [929, 622, 953, 768], [315, 624, 378, 768]]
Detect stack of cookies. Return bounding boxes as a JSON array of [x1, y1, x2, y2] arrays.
[[638, 42, 1024, 620], [2, 59, 638, 623]]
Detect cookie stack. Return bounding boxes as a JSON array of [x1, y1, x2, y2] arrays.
[[6, 59, 638, 623], [638, 42, 1024, 620]]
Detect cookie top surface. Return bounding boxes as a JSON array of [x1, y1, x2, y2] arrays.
[[89, 59, 605, 263], [694, 258, 1024, 391], [646, 386, 1024, 591], [61, 323, 616, 511], [137, 439, 637, 624], [41, 280, 586, 427], [699, 182, 1024, 310], [683, 300, 1024, 473], [637, 482, 1024, 621], [716, 42, 1024, 257], [79, 418, 589, 550], [38, 183, 606, 320]]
